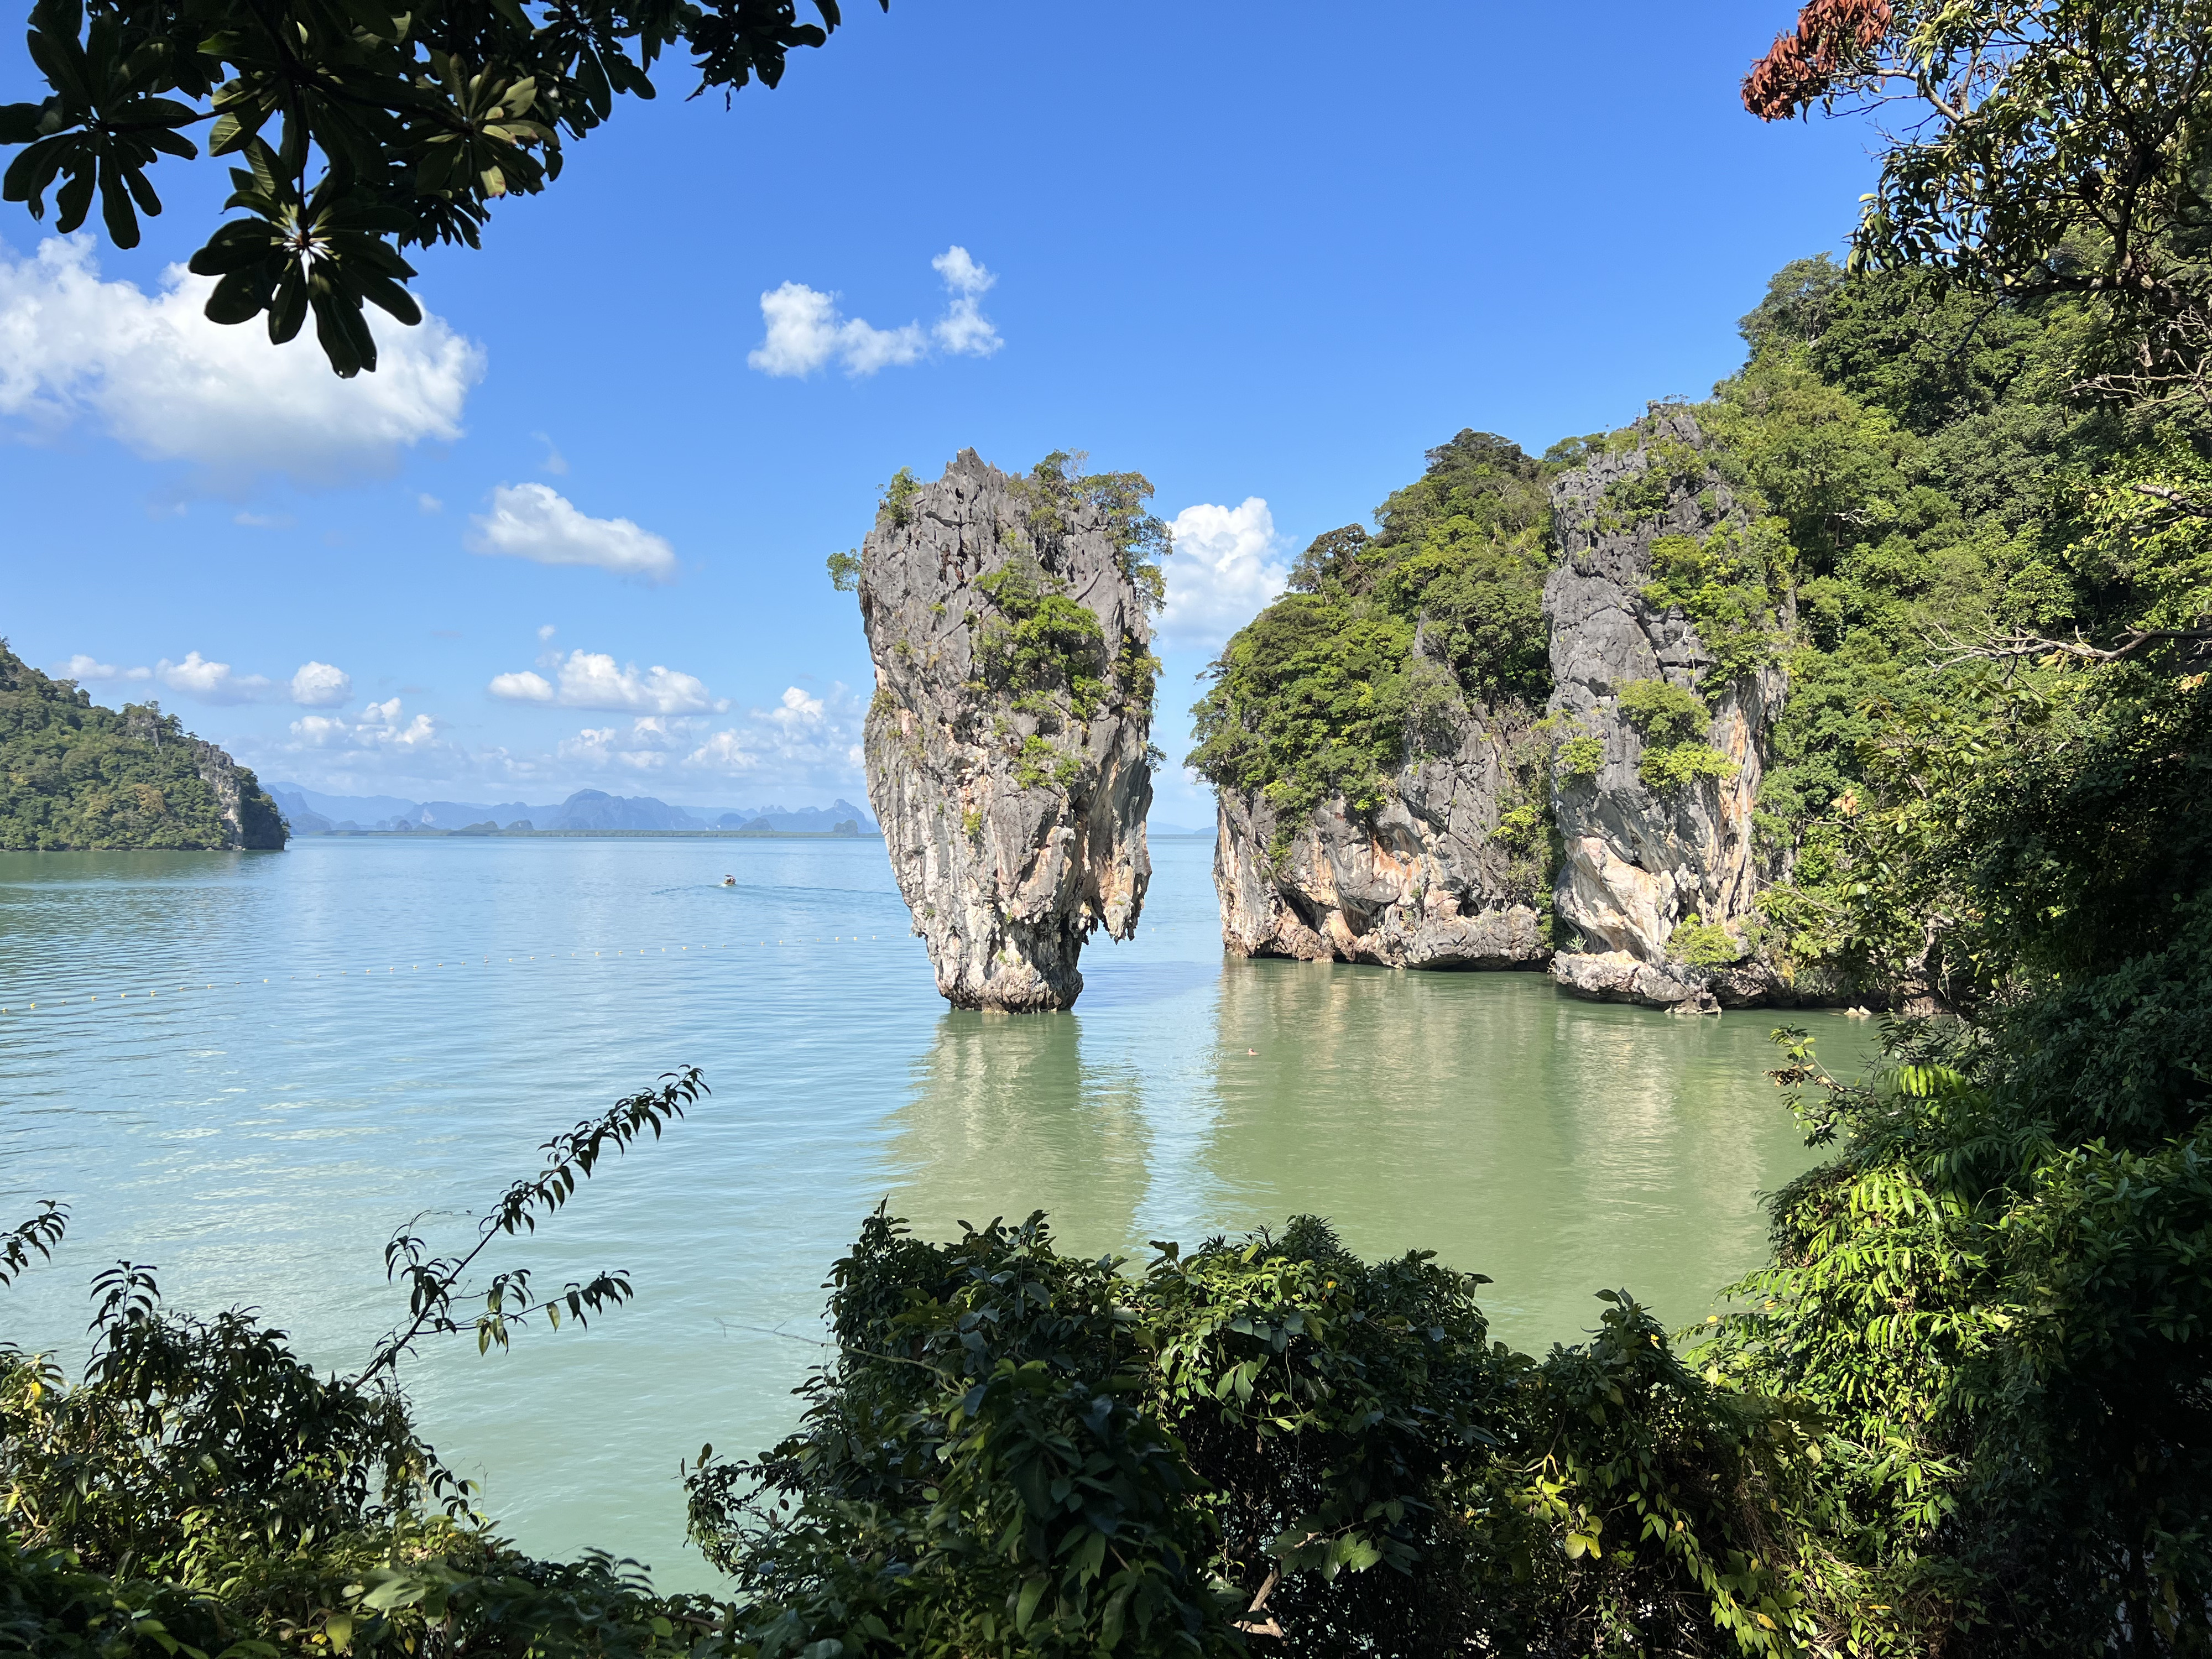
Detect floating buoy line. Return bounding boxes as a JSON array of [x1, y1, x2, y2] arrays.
[[0, 932, 901, 1019]]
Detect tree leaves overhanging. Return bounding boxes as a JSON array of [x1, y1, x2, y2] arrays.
[[0, 0, 884, 374]]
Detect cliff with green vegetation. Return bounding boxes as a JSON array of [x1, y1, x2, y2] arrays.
[[855, 450, 1165, 1010], [1190, 248, 2159, 1010], [1191, 431, 1557, 968], [0, 643, 285, 852], [8, 4, 2212, 1653]]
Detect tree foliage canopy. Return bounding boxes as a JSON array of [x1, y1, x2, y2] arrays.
[[1187, 430, 1553, 833], [0, 0, 883, 373]]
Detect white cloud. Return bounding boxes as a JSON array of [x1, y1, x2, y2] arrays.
[[156, 650, 274, 704], [747, 247, 1003, 379], [233, 510, 292, 528], [1159, 498, 1290, 651], [467, 483, 677, 583], [489, 669, 555, 702], [557, 716, 691, 772], [418, 493, 443, 514], [289, 661, 352, 707], [748, 281, 924, 378], [682, 682, 864, 782], [487, 648, 723, 714], [290, 696, 441, 752], [931, 246, 1002, 357], [53, 654, 150, 682], [0, 235, 484, 489], [536, 623, 557, 641], [837, 316, 928, 375], [684, 729, 760, 773]]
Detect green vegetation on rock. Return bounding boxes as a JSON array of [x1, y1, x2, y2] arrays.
[[0, 641, 284, 852], [1614, 679, 1735, 793], [1188, 430, 1555, 831]]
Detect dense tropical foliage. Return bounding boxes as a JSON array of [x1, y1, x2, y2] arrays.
[[0, 640, 285, 851], [1186, 429, 1557, 832]]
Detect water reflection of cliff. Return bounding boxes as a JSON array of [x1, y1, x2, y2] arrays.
[[1199, 959, 1839, 1346], [875, 956, 1854, 1350], [879, 1013, 1154, 1261]]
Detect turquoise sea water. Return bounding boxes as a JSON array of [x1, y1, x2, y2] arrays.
[[0, 836, 1856, 1588]]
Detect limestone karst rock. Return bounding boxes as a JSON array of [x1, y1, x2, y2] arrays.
[[1542, 408, 1791, 1010], [859, 450, 1160, 1010], [1211, 697, 1551, 969]]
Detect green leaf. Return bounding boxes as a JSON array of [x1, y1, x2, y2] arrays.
[[0, 101, 51, 144], [1099, 1584, 1131, 1650], [311, 284, 377, 375], [355, 270, 421, 326], [97, 155, 139, 246], [53, 160, 93, 232], [204, 266, 270, 324], [267, 267, 308, 345], [1014, 1574, 1046, 1632], [2, 133, 75, 210]]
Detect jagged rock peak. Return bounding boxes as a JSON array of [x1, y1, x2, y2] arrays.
[[859, 450, 1159, 1010], [1542, 405, 1790, 1006]]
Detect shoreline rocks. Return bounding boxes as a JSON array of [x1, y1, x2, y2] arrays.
[[859, 451, 1156, 1011]]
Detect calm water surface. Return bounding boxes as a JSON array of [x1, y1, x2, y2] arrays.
[[0, 837, 1858, 1587]]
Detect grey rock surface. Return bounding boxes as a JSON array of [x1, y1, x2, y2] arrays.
[[1213, 696, 1551, 970], [860, 451, 1154, 1010], [1542, 408, 1786, 1000], [191, 740, 285, 849]]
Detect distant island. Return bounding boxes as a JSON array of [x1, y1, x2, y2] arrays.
[[267, 785, 880, 838], [0, 641, 285, 852]]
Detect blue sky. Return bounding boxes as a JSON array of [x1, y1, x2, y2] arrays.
[[0, 2, 1876, 825]]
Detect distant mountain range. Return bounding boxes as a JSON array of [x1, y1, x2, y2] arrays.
[[266, 785, 878, 836], [265, 784, 1215, 839]]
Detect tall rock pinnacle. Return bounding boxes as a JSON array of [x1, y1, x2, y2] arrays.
[[858, 450, 1163, 1010], [1542, 407, 1790, 1007]]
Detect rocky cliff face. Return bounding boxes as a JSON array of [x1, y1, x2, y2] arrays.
[[860, 451, 1155, 1011], [116, 705, 286, 849], [1542, 409, 1787, 1010], [1212, 696, 1550, 969], [190, 739, 288, 849]]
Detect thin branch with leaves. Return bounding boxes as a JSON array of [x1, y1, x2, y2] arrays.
[[359, 1063, 707, 1381]]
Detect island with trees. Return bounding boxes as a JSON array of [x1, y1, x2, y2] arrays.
[[0, 642, 286, 851]]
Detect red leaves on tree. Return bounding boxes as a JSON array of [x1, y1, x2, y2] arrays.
[[1742, 0, 1895, 120]]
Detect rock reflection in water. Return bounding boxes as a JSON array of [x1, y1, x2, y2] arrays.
[[881, 1012, 1155, 1254], [878, 952, 1860, 1350]]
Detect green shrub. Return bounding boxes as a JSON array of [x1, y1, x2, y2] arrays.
[[977, 560, 1108, 722], [1666, 912, 1743, 967], [1615, 680, 1733, 791], [1188, 431, 1556, 831], [687, 1211, 1814, 1658], [1615, 677, 1709, 746], [1640, 742, 1736, 791], [879, 466, 920, 526], [1557, 734, 1605, 779], [1014, 733, 1060, 791]]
